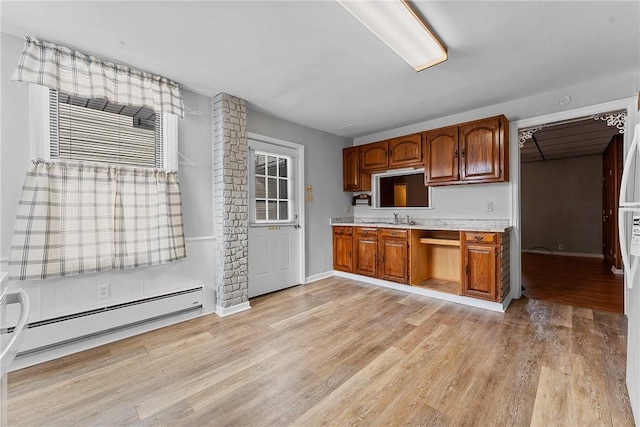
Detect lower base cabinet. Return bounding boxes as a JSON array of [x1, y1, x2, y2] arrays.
[[461, 232, 509, 302], [379, 229, 408, 283], [333, 227, 353, 272], [462, 243, 498, 301], [333, 227, 509, 303], [354, 227, 378, 277]]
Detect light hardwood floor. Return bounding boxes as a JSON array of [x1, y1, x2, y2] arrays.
[[8, 277, 635, 426]]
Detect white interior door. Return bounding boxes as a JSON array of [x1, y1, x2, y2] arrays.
[[248, 139, 302, 298]]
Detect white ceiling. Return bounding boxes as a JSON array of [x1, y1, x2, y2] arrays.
[[1, 1, 639, 139]]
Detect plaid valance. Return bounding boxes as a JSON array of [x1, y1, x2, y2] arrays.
[[12, 36, 184, 117], [9, 160, 186, 280]]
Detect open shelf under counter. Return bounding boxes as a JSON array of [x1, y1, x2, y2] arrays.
[[409, 229, 461, 286], [419, 238, 460, 247]]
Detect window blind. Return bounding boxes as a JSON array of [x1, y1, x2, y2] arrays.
[[56, 97, 158, 168]]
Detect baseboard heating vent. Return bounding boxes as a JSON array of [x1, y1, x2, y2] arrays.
[[14, 286, 203, 357]]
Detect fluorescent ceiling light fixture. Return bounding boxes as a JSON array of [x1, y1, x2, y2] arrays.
[[337, 0, 447, 72]]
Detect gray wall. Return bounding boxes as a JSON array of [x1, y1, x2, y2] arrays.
[[521, 155, 602, 255], [246, 108, 352, 277]]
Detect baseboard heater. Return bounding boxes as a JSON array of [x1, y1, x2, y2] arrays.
[[11, 286, 203, 357]]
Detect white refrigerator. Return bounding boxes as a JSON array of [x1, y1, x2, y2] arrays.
[[0, 273, 30, 426], [618, 101, 640, 421]]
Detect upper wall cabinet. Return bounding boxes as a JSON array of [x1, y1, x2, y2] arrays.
[[424, 125, 459, 185], [361, 141, 389, 171], [343, 146, 371, 192], [389, 133, 422, 168], [424, 115, 509, 186], [360, 133, 423, 173]]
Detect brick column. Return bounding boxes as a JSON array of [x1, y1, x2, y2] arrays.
[[212, 93, 249, 315]]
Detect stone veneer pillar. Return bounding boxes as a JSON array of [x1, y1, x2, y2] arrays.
[[213, 93, 250, 316]]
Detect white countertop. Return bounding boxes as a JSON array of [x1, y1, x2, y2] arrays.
[[331, 218, 511, 233]]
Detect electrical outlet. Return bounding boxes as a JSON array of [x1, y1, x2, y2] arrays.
[[98, 284, 110, 300], [485, 201, 494, 212], [345, 204, 351, 213], [558, 244, 564, 251]]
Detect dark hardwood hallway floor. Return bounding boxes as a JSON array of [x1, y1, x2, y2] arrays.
[[7, 277, 634, 426], [522, 253, 624, 313]]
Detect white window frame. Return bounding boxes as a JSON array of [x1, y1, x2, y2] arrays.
[[250, 150, 294, 224], [29, 84, 178, 171]]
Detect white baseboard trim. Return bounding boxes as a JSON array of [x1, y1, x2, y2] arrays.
[[215, 301, 251, 317], [333, 271, 508, 313], [522, 250, 604, 259], [612, 266, 624, 275], [304, 270, 334, 284], [10, 306, 215, 372]]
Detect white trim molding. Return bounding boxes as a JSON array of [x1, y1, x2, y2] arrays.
[[305, 270, 334, 284], [334, 271, 509, 313], [215, 301, 251, 317]]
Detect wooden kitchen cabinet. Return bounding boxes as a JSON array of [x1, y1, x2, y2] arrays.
[[424, 115, 508, 186], [460, 116, 506, 183], [333, 226, 353, 272], [354, 227, 378, 277], [389, 133, 422, 168], [361, 141, 389, 171], [343, 147, 371, 192], [424, 125, 459, 185], [461, 232, 499, 301], [378, 228, 408, 283]]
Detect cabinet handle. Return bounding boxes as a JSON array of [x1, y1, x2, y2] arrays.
[[454, 149, 458, 157], [391, 232, 397, 236], [461, 148, 465, 157], [474, 235, 483, 241], [349, 251, 352, 258], [465, 265, 470, 275]]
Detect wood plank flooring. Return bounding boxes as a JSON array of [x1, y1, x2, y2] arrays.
[[8, 277, 635, 426], [522, 253, 624, 313]]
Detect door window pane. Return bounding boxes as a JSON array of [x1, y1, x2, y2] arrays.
[[267, 177, 277, 199], [279, 201, 289, 220], [255, 176, 265, 198], [267, 156, 278, 176], [279, 158, 288, 178], [279, 179, 288, 199]]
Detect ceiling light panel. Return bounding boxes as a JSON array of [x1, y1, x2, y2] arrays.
[[337, 0, 447, 72]]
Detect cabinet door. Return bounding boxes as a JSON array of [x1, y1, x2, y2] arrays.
[[354, 236, 378, 277], [361, 141, 389, 171], [462, 243, 497, 301], [424, 126, 459, 185], [389, 133, 422, 168], [379, 237, 408, 283], [333, 233, 353, 272], [459, 117, 503, 183], [343, 147, 371, 192]]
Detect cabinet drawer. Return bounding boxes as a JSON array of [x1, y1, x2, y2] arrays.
[[355, 227, 378, 237], [333, 226, 353, 236], [379, 228, 408, 239], [463, 232, 497, 244]]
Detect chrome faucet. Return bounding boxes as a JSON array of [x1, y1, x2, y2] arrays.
[[393, 212, 399, 224], [406, 215, 415, 225]]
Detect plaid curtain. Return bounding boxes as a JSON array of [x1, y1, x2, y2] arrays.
[[12, 36, 184, 117], [9, 161, 186, 280]]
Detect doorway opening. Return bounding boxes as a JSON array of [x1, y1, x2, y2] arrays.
[[519, 111, 625, 313]]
